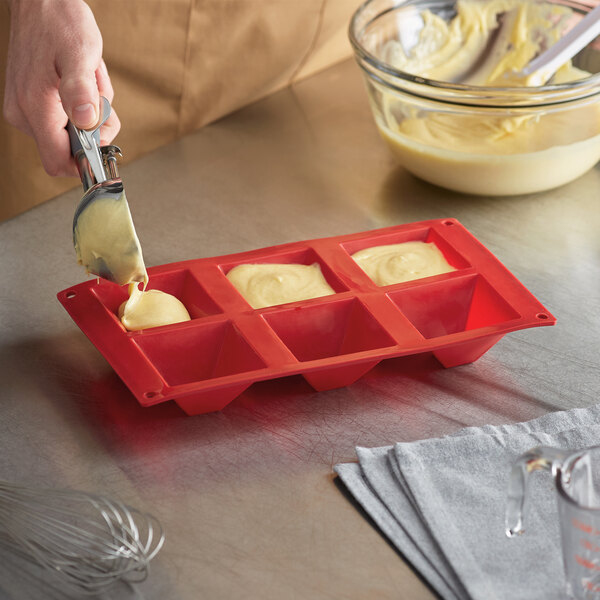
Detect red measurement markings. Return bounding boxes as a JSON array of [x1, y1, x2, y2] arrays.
[[585, 580, 600, 593], [582, 539, 600, 553], [572, 518, 600, 536], [576, 554, 600, 571]]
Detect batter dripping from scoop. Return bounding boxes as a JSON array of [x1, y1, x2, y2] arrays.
[[75, 191, 190, 331], [119, 284, 191, 331]]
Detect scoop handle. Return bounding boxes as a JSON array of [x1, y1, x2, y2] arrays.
[[66, 96, 112, 189]]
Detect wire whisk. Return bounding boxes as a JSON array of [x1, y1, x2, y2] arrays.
[[0, 481, 165, 595]]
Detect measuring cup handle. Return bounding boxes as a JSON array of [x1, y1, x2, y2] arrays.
[[505, 446, 572, 538]]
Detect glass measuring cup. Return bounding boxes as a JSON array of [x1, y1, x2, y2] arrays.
[[506, 445, 600, 599]]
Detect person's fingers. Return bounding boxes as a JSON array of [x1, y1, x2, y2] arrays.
[[95, 60, 114, 103], [34, 127, 77, 177], [31, 59, 118, 175], [95, 59, 120, 145], [56, 30, 103, 130], [2, 95, 33, 137], [28, 90, 77, 177], [4, 0, 110, 177], [2, 37, 33, 136], [58, 68, 100, 129], [99, 109, 121, 146]]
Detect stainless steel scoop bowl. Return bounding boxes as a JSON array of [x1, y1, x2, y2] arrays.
[[67, 97, 147, 287]]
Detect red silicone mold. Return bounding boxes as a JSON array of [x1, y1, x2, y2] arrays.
[[58, 218, 556, 415]]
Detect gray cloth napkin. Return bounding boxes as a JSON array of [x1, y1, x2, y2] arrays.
[[334, 404, 600, 600]]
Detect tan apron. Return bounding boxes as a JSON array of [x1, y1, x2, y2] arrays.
[[0, 0, 359, 222]]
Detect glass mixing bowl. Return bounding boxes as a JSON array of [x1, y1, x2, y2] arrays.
[[349, 0, 600, 196]]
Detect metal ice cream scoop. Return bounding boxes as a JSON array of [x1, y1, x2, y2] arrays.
[[67, 97, 147, 287]]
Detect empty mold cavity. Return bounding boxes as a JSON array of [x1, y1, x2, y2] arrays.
[[92, 269, 222, 320], [133, 321, 266, 386], [219, 246, 347, 296], [341, 227, 469, 274], [262, 298, 396, 362], [388, 274, 520, 339], [90, 280, 129, 318]]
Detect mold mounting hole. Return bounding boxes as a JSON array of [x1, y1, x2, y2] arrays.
[[442, 220, 455, 226], [536, 313, 550, 320], [65, 291, 76, 299], [144, 391, 160, 399]]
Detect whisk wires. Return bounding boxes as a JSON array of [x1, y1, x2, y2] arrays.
[[0, 482, 165, 595]]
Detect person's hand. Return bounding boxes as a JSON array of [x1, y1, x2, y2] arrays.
[[3, 0, 120, 177]]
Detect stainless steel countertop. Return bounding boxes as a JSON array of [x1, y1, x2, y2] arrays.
[[1, 58, 599, 599]]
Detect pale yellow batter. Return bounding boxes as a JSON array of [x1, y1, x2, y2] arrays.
[[119, 284, 191, 331], [74, 190, 191, 331], [226, 263, 336, 309], [74, 191, 148, 287], [383, 0, 577, 86], [376, 0, 600, 195], [351, 241, 455, 286]]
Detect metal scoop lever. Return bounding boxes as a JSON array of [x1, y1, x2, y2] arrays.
[[67, 96, 110, 186], [68, 97, 147, 287]]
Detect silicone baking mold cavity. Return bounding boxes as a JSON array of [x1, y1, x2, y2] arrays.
[[58, 218, 556, 415]]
